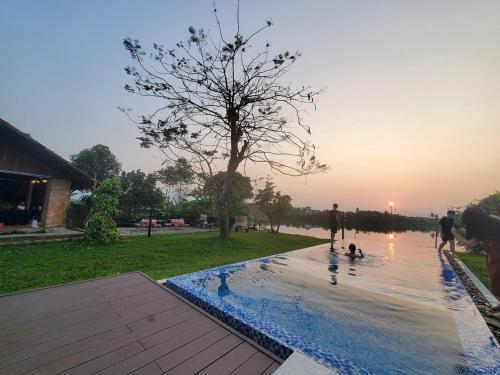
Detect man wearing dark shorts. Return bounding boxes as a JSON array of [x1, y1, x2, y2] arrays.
[[329, 203, 339, 250], [438, 210, 456, 256]]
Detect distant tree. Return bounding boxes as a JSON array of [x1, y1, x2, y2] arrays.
[[202, 172, 253, 222], [71, 144, 121, 182], [121, 5, 326, 237], [282, 208, 436, 233], [118, 170, 164, 227], [156, 159, 194, 201], [254, 182, 292, 233], [186, 185, 215, 218], [85, 178, 122, 244]]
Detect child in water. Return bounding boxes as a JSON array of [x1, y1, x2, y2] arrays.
[[345, 243, 364, 259]]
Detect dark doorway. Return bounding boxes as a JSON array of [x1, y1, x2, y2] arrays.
[[0, 172, 47, 226]]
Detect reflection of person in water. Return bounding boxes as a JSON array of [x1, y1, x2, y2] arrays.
[[328, 251, 339, 285], [217, 272, 230, 297], [345, 243, 364, 260]]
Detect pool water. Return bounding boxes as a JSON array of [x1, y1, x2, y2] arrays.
[[167, 232, 499, 374]]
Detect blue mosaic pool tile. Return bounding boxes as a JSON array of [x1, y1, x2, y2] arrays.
[[166, 279, 293, 359]]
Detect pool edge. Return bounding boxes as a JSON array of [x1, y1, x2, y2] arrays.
[[165, 279, 294, 360]]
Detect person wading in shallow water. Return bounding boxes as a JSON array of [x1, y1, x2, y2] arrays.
[[456, 206, 500, 311], [438, 210, 456, 256], [329, 203, 340, 251]]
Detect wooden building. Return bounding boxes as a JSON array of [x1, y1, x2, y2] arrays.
[[0, 118, 93, 228]]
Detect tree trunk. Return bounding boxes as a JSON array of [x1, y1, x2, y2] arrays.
[[265, 212, 275, 233], [147, 206, 153, 238], [269, 218, 275, 233], [217, 157, 239, 239], [275, 214, 282, 233], [215, 107, 249, 239], [217, 200, 229, 238]]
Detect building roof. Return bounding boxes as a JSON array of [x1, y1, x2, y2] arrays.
[[0, 117, 94, 190]]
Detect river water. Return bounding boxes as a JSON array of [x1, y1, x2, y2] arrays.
[[277, 225, 445, 249]]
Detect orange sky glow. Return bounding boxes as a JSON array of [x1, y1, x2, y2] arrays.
[[1, 1, 499, 216]]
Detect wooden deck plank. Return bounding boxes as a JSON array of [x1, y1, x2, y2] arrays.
[[155, 327, 230, 372], [96, 321, 221, 375], [126, 303, 193, 332], [1, 291, 181, 356], [0, 297, 187, 365], [0, 313, 122, 362], [0, 273, 281, 375], [164, 335, 243, 375], [0, 326, 130, 375], [261, 362, 280, 375], [130, 362, 164, 375], [0, 286, 156, 339], [197, 342, 258, 375], [230, 352, 275, 375], [17, 310, 201, 375], [139, 315, 209, 349], [0, 274, 141, 316], [0, 288, 170, 348], [0, 274, 145, 320], [61, 341, 145, 375]]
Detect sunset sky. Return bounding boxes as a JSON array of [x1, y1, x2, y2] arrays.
[[1, 0, 499, 216]]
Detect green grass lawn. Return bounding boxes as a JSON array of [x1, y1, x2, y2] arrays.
[[0, 231, 326, 295], [456, 252, 491, 290]]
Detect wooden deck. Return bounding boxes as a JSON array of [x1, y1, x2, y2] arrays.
[[0, 273, 281, 375]]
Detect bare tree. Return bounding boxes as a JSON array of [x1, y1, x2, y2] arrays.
[[121, 3, 327, 237]]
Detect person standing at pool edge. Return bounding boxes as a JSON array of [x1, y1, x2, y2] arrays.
[[438, 210, 456, 256], [329, 203, 340, 250]]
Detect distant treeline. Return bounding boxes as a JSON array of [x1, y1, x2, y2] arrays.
[[283, 208, 437, 233]]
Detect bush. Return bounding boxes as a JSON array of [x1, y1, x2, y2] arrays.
[[85, 178, 122, 244]]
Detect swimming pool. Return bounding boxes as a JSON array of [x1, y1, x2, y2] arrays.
[[166, 234, 500, 374]]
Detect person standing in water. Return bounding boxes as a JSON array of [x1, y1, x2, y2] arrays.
[[438, 210, 456, 256], [329, 203, 340, 250]]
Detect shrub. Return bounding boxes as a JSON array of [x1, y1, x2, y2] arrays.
[[85, 178, 122, 244]]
